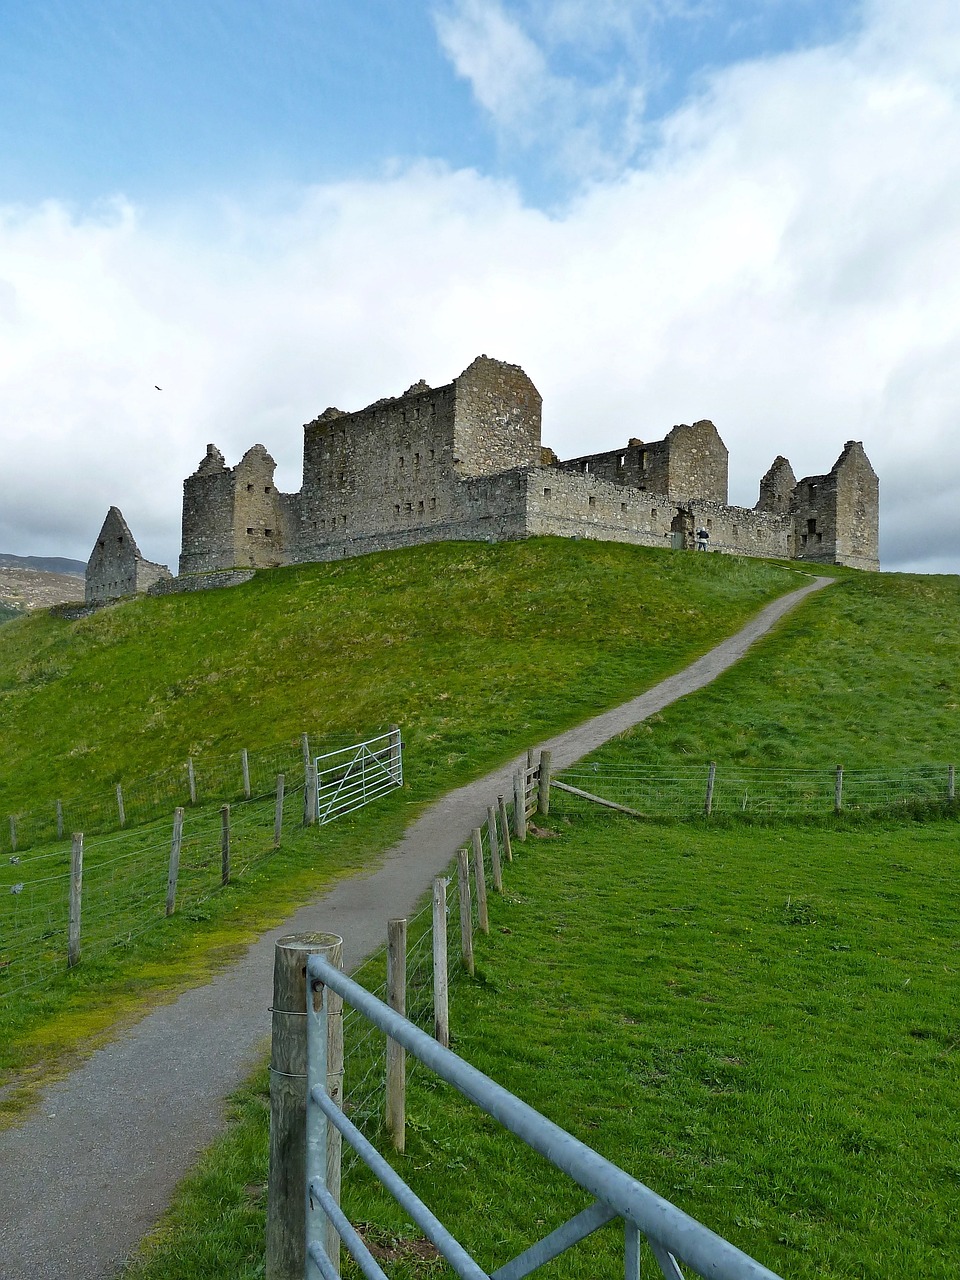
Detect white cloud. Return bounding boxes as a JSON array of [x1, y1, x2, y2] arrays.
[[2, 1, 960, 573]]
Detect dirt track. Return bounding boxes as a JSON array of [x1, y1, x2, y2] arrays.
[[0, 573, 833, 1279]]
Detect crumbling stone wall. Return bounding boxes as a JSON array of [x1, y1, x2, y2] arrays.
[[85, 507, 171, 604], [756, 456, 798, 515], [100, 353, 878, 595], [557, 421, 727, 504], [791, 441, 879, 571], [180, 443, 293, 574]]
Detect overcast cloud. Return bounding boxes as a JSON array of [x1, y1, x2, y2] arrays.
[[1, 0, 958, 574]]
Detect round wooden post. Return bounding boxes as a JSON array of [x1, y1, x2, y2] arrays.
[[386, 918, 407, 1152], [835, 764, 843, 814], [498, 794, 513, 863], [472, 827, 489, 934], [456, 849, 475, 975], [220, 805, 231, 885], [68, 833, 83, 968], [537, 749, 552, 816], [166, 807, 184, 916], [487, 806, 503, 892], [116, 783, 126, 828], [241, 748, 251, 799], [704, 762, 716, 816], [267, 932, 343, 1280], [274, 774, 285, 848], [432, 877, 450, 1047]]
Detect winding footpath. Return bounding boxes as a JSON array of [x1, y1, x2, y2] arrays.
[[0, 574, 832, 1279]]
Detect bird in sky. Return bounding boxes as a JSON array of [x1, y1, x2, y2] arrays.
[[154, 385, 162, 390]]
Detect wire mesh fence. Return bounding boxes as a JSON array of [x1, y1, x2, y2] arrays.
[[0, 780, 307, 1002], [1, 727, 390, 856], [557, 761, 958, 819], [0, 724, 404, 1003]]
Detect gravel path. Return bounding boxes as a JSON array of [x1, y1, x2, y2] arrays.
[[0, 573, 832, 1279]]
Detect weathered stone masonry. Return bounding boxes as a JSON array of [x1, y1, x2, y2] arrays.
[[85, 354, 880, 600]]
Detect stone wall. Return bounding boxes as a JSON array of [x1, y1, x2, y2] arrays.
[[451, 356, 542, 477], [98, 353, 879, 597], [85, 507, 171, 604]]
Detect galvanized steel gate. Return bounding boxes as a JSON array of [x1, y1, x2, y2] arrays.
[[304, 954, 783, 1280], [314, 728, 403, 826]]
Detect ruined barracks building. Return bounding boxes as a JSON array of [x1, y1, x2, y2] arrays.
[[85, 355, 879, 603]]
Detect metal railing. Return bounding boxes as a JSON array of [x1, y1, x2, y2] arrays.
[[315, 728, 403, 826], [304, 954, 782, 1280]]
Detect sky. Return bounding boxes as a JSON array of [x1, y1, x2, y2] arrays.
[[1, 0, 958, 574]]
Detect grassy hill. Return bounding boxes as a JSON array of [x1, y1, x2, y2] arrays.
[[6, 541, 960, 1278], [0, 539, 800, 817]]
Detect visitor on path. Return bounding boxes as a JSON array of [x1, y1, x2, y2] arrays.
[[696, 527, 710, 551]]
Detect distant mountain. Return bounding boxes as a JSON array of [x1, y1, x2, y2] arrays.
[[0, 554, 86, 576]]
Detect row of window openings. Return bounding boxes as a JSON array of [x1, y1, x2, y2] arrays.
[[245, 485, 272, 493], [542, 488, 657, 518], [578, 452, 647, 474], [395, 498, 437, 515]]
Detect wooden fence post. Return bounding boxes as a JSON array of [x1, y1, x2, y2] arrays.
[[166, 807, 184, 916], [386, 918, 407, 1153], [835, 765, 843, 814], [301, 732, 311, 772], [267, 932, 343, 1280], [498, 794, 513, 863], [389, 723, 402, 782], [220, 805, 231, 885], [68, 832, 83, 968], [241, 748, 251, 800], [704, 762, 717, 816], [456, 848, 475, 976], [487, 806, 503, 892], [187, 758, 197, 805], [538, 749, 552, 816], [56, 800, 63, 841], [472, 827, 489, 934], [8, 815, 16, 854], [274, 774, 285, 848], [303, 765, 318, 827], [116, 783, 126, 828], [949, 764, 955, 802], [513, 772, 527, 841], [433, 877, 450, 1047]]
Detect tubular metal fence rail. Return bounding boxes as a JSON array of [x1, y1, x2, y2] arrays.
[[305, 954, 781, 1280], [557, 760, 959, 819]]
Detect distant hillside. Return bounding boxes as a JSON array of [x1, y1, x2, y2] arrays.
[[0, 567, 85, 612], [0, 553, 85, 575]]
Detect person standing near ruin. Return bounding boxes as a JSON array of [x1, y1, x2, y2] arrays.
[[696, 527, 710, 551]]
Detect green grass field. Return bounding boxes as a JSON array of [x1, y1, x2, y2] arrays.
[[107, 551, 960, 1280], [122, 804, 960, 1280], [0, 541, 797, 1113], [5, 541, 960, 1277]]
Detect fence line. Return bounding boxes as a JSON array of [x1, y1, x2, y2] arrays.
[[557, 760, 960, 819], [1, 726, 396, 856], [1, 727, 405, 1002]]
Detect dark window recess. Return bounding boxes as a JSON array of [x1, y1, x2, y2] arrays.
[[588, 495, 596, 507], [264, 529, 272, 536], [418, 500, 425, 513], [247, 484, 253, 492], [621, 503, 627, 512], [399, 456, 404, 468], [264, 486, 271, 494], [394, 504, 401, 515], [543, 487, 551, 497], [807, 518, 817, 534], [430, 497, 436, 509], [247, 527, 254, 535], [415, 453, 420, 464], [651, 508, 658, 519], [429, 449, 435, 460]]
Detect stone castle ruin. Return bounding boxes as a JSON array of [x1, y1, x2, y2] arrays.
[[85, 355, 879, 603]]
